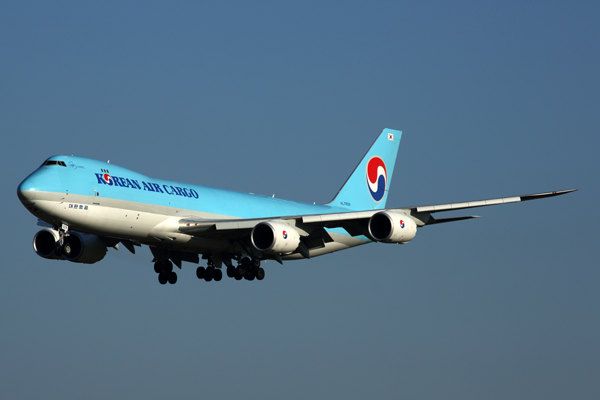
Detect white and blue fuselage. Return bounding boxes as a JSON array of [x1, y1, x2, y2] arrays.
[[18, 155, 370, 258], [17, 128, 574, 284]]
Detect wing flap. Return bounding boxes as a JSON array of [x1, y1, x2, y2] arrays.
[[302, 211, 373, 224], [417, 196, 521, 212], [426, 215, 481, 225]]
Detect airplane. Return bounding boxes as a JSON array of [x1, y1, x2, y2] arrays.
[[17, 128, 576, 285]]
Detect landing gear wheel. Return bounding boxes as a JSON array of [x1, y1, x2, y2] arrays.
[[168, 272, 177, 284], [245, 269, 255, 281], [234, 270, 243, 280], [226, 266, 236, 278], [256, 267, 265, 280], [204, 267, 214, 282], [154, 260, 173, 274], [158, 273, 168, 285], [196, 266, 206, 279], [214, 269, 223, 281], [154, 261, 163, 274], [163, 261, 173, 274]]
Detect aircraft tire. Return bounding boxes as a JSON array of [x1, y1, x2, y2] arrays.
[[158, 273, 168, 285], [154, 261, 163, 274], [245, 269, 255, 281], [168, 272, 177, 284], [204, 267, 213, 282], [226, 266, 235, 278], [196, 266, 205, 279], [163, 261, 173, 273], [256, 268, 265, 280], [214, 269, 223, 281]]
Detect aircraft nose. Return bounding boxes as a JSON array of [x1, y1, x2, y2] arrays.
[[17, 176, 38, 203]]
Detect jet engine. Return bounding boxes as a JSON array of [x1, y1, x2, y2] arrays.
[[33, 228, 65, 260], [368, 211, 417, 244], [61, 232, 108, 264], [251, 221, 301, 254], [33, 229, 107, 264]]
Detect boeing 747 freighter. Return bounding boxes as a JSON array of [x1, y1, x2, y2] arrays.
[[17, 129, 576, 285]]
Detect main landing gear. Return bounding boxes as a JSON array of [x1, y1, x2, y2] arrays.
[[153, 254, 266, 285], [196, 256, 222, 282], [196, 265, 223, 282], [154, 260, 177, 285], [195, 257, 265, 282], [227, 257, 265, 281]]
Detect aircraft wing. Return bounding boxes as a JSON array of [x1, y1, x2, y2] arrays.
[[178, 189, 577, 237], [408, 189, 577, 213]]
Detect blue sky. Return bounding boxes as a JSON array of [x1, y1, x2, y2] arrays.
[[1, 1, 598, 399]]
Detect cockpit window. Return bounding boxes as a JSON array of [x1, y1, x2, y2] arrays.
[[42, 160, 67, 167]]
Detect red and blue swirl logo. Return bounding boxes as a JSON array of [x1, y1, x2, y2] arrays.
[[103, 173, 114, 186], [366, 156, 387, 202], [283, 230, 288, 239]]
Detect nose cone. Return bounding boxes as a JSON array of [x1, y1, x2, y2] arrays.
[[17, 176, 38, 203]]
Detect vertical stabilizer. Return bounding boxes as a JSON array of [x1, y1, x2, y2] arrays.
[[327, 128, 402, 210]]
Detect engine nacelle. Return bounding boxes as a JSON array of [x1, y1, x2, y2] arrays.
[[33, 229, 108, 264], [251, 221, 301, 254], [33, 228, 65, 260], [368, 211, 417, 244], [61, 232, 108, 264]]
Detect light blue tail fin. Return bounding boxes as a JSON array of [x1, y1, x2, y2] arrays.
[[327, 128, 402, 210]]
